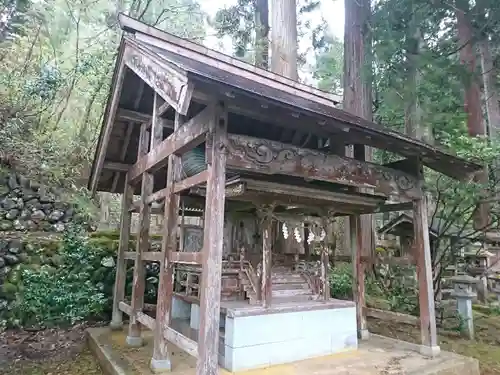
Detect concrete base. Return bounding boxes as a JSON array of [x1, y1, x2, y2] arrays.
[[359, 328, 370, 340], [86, 327, 480, 375], [126, 335, 143, 347], [150, 358, 172, 373], [221, 306, 358, 372], [190, 303, 200, 330], [420, 345, 441, 358], [172, 296, 191, 320], [109, 320, 123, 331]]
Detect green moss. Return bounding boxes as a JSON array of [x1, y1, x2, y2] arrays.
[[39, 255, 53, 265], [89, 230, 120, 240], [23, 242, 36, 254], [17, 252, 29, 263], [29, 254, 42, 264], [8, 267, 21, 284], [42, 241, 61, 255], [0, 185, 9, 196], [89, 230, 162, 242], [24, 239, 61, 255], [50, 254, 63, 266], [2, 282, 18, 298], [88, 237, 119, 251]]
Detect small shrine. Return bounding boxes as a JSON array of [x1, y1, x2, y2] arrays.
[[88, 14, 482, 374]]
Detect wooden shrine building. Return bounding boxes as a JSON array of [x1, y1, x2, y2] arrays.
[[88, 14, 482, 375]]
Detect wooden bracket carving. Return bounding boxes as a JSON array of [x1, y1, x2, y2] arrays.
[[224, 134, 422, 200]]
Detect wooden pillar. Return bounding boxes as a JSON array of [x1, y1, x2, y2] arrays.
[[260, 209, 273, 308], [196, 101, 228, 375], [110, 172, 133, 330], [150, 99, 182, 372], [126, 122, 152, 347], [321, 215, 332, 301], [350, 214, 369, 339], [321, 244, 330, 301], [413, 196, 440, 357]]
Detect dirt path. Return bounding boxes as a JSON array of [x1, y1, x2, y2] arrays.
[[0, 324, 103, 375]]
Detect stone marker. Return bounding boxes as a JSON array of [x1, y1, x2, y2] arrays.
[[450, 275, 477, 340]]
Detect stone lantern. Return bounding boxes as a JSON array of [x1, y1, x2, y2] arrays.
[[450, 275, 477, 340], [491, 277, 500, 305]]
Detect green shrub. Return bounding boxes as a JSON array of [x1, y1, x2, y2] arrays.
[[330, 263, 353, 299], [14, 226, 109, 326]]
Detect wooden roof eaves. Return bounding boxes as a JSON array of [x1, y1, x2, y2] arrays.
[[127, 35, 479, 180], [182, 71, 480, 180], [88, 41, 127, 193], [377, 213, 413, 236], [117, 13, 342, 106]]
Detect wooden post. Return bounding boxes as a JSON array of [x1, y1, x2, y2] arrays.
[[321, 246, 329, 300], [110, 172, 133, 330], [260, 209, 273, 308], [196, 101, 227, 375], [414, 196, 440, 357], [127, 122, 152, 347], [320, 215, 332, 301], [150, 98, 182, 371], [350, 214, 369, 339], [320, 249, 329, 301]]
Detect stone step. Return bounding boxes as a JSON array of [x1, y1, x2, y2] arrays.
[[272, 288, 313, 297], [272, 275, 305, 283], [272, 283, 310, 290]]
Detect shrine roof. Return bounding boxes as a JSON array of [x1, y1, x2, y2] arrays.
[[88, 14, 481, 195]]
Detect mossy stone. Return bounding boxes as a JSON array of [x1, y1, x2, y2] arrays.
[[29, 254, 41, 264], [89, 230, 120, 240], [41, 241, 60, 255], [88, 237, 116, 249], [7, 267, 21, 284], [17, 252, 29, 263], [38, 254, 51, 265], [0, 220, 12, 230], [0, 184, 9, 197], [40, 265, 56, 273], [1, 282, 17, 299], [24, 242, 36, 254]]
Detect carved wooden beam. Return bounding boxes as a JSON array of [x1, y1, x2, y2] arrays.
[[222, 134, 422, 200], [123, 41, 193, 115], [128, 107, 211, 183]]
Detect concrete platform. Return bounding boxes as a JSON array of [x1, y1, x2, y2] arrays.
[[86, 326, 480, 375]]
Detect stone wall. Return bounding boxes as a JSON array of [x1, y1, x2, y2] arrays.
[[0, 171, 75, 233], [0, 234, 61, 316], [0, 169, 83, 325]]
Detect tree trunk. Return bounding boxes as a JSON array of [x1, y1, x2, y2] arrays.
[[477, 0, 500, 183], [455, 0, 489, 229], [480, 38, 500, 138], [344, 0, 372, 122], [404, 9, 432, 143], [270, 0, 298, 80], [254, 0, 269, 69], [344, 0, 373, 336], [455, 0, 485, 138], [477, 15, 500, 140]]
